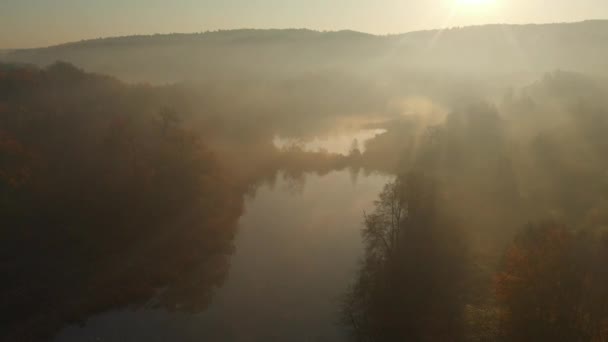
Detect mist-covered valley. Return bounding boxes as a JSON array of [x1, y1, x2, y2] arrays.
[[3, 20, 608, 341]]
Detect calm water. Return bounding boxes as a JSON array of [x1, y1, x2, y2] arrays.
[[273, 129, 386, 154], [54, 170, 391, 342]]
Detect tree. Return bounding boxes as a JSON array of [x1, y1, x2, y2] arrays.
[[496, 222, 608, 341], [344, 172, 470, 341], [349, 138, 361, 157], [0, 65, 245, 341]]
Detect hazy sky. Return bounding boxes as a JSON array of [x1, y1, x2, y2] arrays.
[[1, 0, 608, 49]]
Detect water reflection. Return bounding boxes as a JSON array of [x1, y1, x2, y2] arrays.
[[0, 111, 246, 342], [273, 129, 386, 155], [54, 170, 390, 342]]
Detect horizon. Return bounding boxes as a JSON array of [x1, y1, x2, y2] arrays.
[[3, 0, 608, 49], [3, 19, 608, 50]]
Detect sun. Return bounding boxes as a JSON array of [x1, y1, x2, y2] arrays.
[[456, 0, 496, 8], [451, 0, 498, 14]]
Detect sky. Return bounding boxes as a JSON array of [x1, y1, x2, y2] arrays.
[[1, 0, 608, 49]]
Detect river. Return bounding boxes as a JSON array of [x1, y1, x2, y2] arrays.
[[54, 166, 391, 341]]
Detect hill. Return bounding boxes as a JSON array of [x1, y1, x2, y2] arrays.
[[3, 21, 608, 82]]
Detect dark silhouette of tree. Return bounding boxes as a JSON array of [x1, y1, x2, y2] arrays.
[[343, 172, 470, 341], [349, 138, 362, 157]]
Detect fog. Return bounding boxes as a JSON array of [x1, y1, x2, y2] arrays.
[[2, 20, 608, 342], [5, 21, 608, 83]]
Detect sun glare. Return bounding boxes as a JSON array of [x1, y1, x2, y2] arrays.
[[456, 0, 496, 7], [451, 0, 498, 16]]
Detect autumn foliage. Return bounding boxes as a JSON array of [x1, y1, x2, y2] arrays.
[[496, 222, 608, 341], [0, 63, 244, 341]]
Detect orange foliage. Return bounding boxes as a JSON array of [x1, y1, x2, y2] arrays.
[[496, 222, 608, 340], [0, 130, 32, 188]]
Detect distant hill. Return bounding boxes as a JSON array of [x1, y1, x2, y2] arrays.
[[392, 20, 608, 75], [4, 21, 608, 82]]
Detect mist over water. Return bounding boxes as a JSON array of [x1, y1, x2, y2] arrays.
[[3, 18, 608, 342], [54, 170, 391, 342], [273, 129, 386, 154]]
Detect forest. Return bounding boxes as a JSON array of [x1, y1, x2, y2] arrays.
[[3, 21, 608, 342]]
